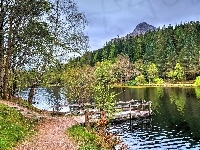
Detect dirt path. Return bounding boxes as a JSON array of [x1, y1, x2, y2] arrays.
[[13, 116, 82, 150], [0, 100, 84, 150]]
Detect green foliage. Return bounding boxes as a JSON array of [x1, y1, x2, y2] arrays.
[[63, 60, 118, 117], [94, 60, 117, 85], [174, 63, 184, 81], [63, 65, 94, 104], [167, 70, 176, 81], [167, 62, 184, 82], [153, 77, 164, 84], [67, 125, 100, 150], [92, 83, 117, 116], [93, 61, 118, 116], [194, 76, 200, 86], [135, 75, 146, 85], [0, 0, 88, 99], [194, 87, 200, 99], [67, 124, 122, 150], [127, 79, 136, 86], [146, 63, 158, 83], [0, 104, 35, 150]]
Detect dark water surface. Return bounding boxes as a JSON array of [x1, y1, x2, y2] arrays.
[[111, 87, 200, 149], [20, 87, 200, 149]]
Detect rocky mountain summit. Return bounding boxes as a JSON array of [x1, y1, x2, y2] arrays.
[[130, 22, 156, 36], [109, 22, 156, 44]]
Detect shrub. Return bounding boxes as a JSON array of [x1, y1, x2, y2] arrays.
[[67, 125, 100, 150], [194, 76, 200, 86], [153, 77, 164, 84], [67, 123, 123, 150], [135, 75, 146, 85], [127, 79, 136, 86]]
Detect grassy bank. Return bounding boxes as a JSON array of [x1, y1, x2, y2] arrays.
[[8, 97, 44, 113], [67, 125, 100, 150], [67, 124, 122, 150], [0, 103, 36, 150]]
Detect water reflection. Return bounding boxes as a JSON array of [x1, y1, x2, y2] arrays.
[[168, 88, 186, 114], [112, 87, 200, 149], [19, 86, 66, 110], [109, 118, 200, 149]]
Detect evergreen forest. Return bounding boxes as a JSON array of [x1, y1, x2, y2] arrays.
[[68, 21, 200, 85]]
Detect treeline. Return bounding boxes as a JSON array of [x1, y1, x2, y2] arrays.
[[69, 21, 200, 83]]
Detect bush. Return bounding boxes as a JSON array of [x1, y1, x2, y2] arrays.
[[135, 75, 146, 85], [127, 79, 136, 86], [194, 76, 200, 86], [67, 123, 123, 150], [153, 77, 164, 84], [67, 125, 100, 150]]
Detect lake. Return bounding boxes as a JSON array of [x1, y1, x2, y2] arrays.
[[19, 86, 200, 149], [111, 87, 200, 149]]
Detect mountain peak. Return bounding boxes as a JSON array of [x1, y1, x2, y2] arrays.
[[130, 22, 156, 36], [108, 22, 156, 45], [136, 22, 148, 27]]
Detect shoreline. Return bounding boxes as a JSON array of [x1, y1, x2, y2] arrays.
[[114, 83, 198, 88]]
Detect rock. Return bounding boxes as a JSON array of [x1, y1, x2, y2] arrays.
[[130, 22, 156, 36]]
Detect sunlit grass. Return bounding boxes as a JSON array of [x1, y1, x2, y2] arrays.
[[0, 104, 36, 150], [67, 125, 100, 150]]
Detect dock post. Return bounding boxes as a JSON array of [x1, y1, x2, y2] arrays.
[[85, 109, 89, 128], [142, 99, 144, 111], [148, 101, 152, 115], [129, 102, 132, 119], [149, 102, 152, 115], [52, 106, 54, 116]]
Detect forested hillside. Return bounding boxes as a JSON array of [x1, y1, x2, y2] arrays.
[[69, 21, 200, 83]]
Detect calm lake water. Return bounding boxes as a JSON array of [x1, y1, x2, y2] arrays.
[[111, 87, 200, 149], [20, 86, 200, 149]]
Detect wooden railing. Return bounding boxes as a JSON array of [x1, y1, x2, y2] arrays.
[[68, 99, 152, 124]]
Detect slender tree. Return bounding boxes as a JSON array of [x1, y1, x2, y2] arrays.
[[0, 0, 89, 103]]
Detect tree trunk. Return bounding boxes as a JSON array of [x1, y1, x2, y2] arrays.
[[0, 33, 4, 99], [0, 0, 4, 98], [28, 84, 36, 105], [3, 17, 13, 99], [11, 70, 17, 96]]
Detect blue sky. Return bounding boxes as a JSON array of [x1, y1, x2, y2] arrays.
[[76, 0, 200, 50]]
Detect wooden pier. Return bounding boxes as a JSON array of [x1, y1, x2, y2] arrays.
[[69, 99, 152, 123], [111, 99, 152, 122], [49, 99, 152, 123]]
